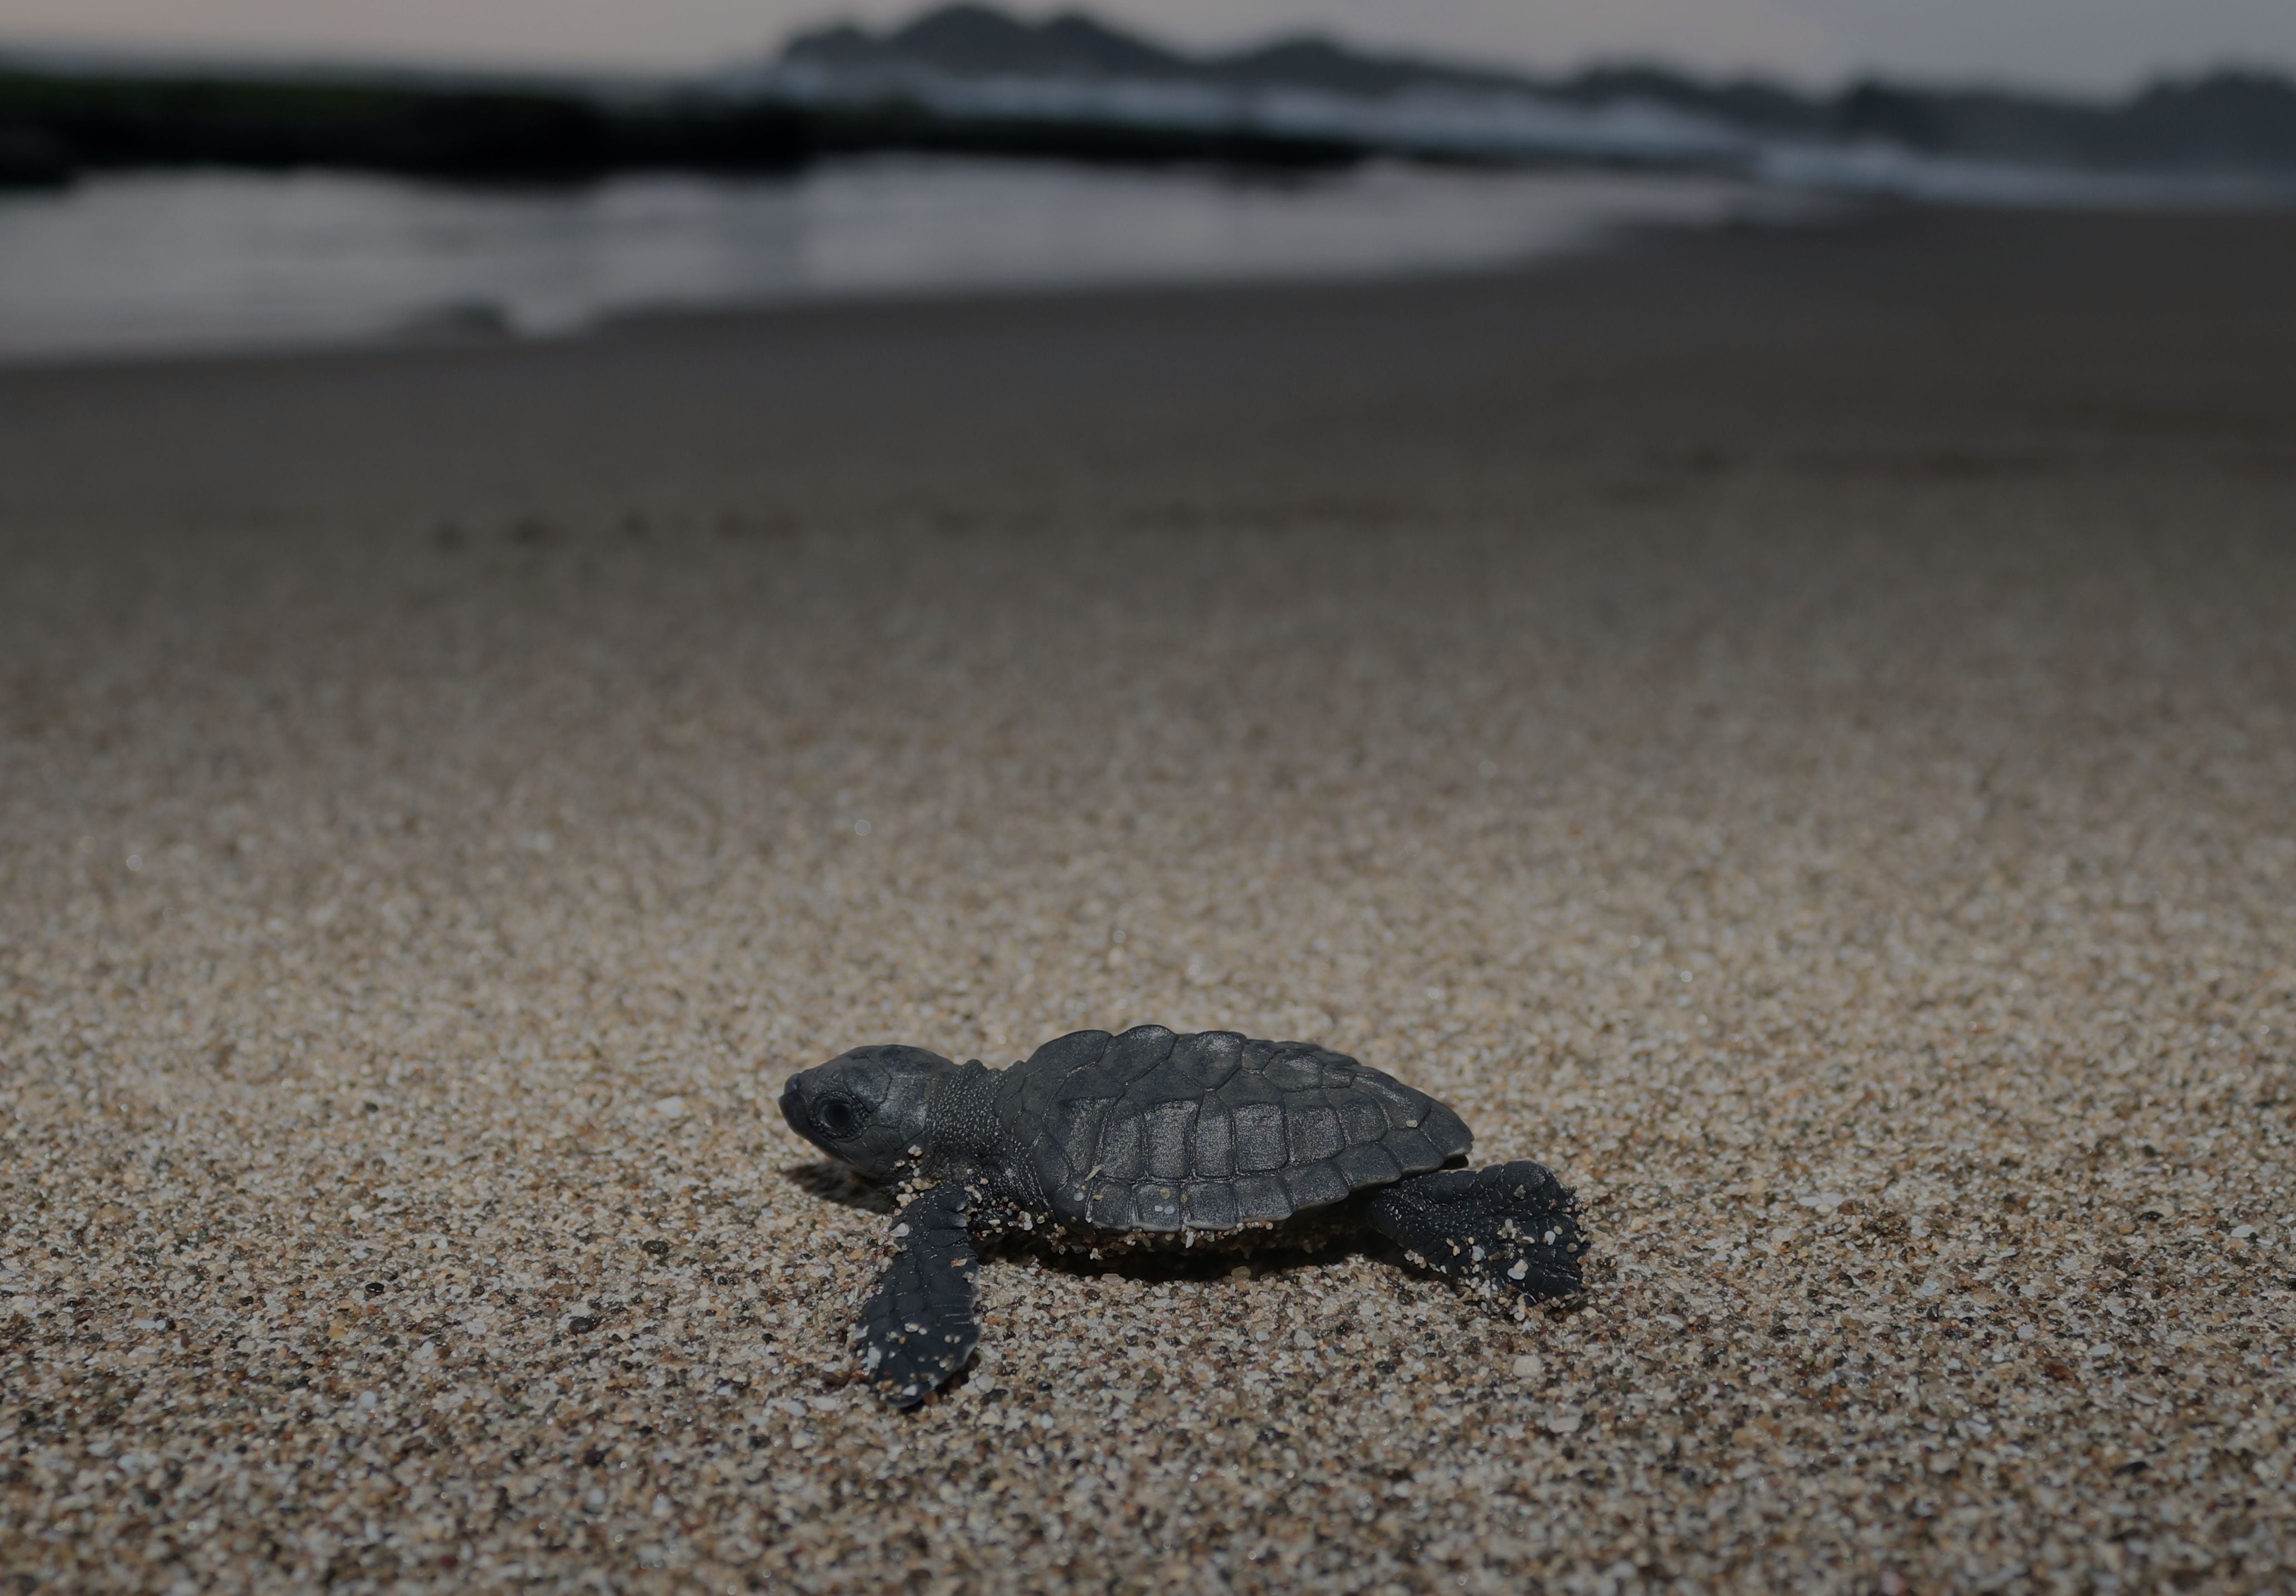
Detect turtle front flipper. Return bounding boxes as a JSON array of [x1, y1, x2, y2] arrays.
[[857, 1183, 979, 1408], [1367, 1160, 1584, 1302]]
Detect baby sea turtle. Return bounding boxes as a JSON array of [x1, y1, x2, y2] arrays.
[[781, 1024, 1585, 1407]]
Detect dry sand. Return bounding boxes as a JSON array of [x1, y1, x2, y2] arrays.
[[3, 207, 2294, 1593]]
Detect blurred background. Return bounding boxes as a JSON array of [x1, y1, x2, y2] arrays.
[[3, 0, 2294, 358], [7, 5, 2296, 1593]]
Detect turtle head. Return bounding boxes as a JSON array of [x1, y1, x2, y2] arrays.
[[779, 1044, 960, 1180]]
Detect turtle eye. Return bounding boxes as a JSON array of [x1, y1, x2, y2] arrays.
[[815, 1098, 864, 1139]]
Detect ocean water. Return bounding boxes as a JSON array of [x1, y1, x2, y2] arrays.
[[0, 157, 1781, 363]]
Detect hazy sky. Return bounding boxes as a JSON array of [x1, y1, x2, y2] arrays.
[[4, 0, 2293, 93]]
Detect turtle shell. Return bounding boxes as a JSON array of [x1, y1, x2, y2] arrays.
[[994, 1025, 1472, 1233]]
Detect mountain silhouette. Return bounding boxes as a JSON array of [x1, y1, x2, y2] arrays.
[[789, 6, 1192, 81], [785, 5, 1539, 97]]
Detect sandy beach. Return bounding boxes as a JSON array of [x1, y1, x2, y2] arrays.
[[3, 206, 2294, 1592]]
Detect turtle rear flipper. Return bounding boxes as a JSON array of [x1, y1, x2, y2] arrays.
[[858, 1184, 979, 1408], [1367, 1160, 1584, 1302]]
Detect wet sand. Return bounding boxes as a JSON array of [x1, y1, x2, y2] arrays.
[[3, 207, 2294, 1593]]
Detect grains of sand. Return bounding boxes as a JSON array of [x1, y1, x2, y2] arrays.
[[4, 209, 2294, 1592]]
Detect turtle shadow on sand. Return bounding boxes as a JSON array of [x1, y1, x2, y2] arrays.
[[771, 1162, 1451, 1295], [781, 1162, 1420, 1284], [781, 1161, 1583, 1307], [1009, 1229, 1397, 1286], [782, 1160, 898, 1215], [997, 1227, 1594, 1318]]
